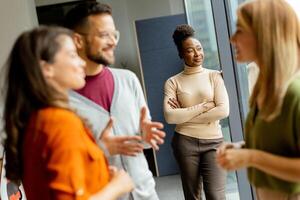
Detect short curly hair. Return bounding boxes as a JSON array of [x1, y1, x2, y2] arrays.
[[172, 24, 195, 57], [64, 1, 112, 31]]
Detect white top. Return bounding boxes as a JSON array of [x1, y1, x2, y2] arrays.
[[247, 62, 259, 95]]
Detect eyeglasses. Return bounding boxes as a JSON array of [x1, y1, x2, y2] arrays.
[[78, 30, 120, 43], [97, 30, 120, 43]]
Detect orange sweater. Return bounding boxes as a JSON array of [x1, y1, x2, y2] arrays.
[[22, 107, 110, 200]]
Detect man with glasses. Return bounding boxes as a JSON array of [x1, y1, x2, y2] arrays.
[[64, 2, 165, 200]]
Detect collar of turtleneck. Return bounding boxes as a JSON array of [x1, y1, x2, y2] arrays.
[[183, 64, 205, 75]]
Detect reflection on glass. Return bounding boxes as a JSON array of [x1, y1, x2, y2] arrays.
[[185, 0, 219, 70], [228, 0, 250, 121], [185, 0, 240, 199]]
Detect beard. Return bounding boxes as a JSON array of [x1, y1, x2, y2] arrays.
[[85, 40, 115, 66], [87, 52, 111, 66]]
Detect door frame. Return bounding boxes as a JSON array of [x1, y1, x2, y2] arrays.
[[184, 0, 254, 199]]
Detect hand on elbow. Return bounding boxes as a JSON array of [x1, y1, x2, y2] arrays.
[[202, 101, 215, 112]]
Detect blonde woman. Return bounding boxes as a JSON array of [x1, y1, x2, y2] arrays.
[[217, 0, 300, 199]]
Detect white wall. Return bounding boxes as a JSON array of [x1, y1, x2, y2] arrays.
[[0, 0, 38, 68], [35, 0, 81, 6], [0, 0, 38, 156], [169, 0, 185, 14], [34, 0, 184, 80], [100, 0, 184, 80], [286, 0, 300, 18]]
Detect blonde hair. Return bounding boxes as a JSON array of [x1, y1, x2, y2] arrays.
[[238, 0, 300, 121]]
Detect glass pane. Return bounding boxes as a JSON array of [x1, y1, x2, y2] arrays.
[[227, 0, 250, 121], [185, 0, 239, 199], [185, 0, 219, 70]]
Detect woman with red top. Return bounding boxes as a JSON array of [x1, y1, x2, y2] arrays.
[[2, 26, 133, 200]]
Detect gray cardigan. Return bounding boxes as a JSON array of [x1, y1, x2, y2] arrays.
[[69, 68, 156, 199]]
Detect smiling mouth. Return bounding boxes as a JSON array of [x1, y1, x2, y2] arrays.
[[103, 45, 115, 51], [103, 48, 115, 55]]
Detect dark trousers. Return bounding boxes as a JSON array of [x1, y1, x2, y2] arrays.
[[172, 132, 226, 200]]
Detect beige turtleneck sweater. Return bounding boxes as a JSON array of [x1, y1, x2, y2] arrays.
[[163, 65, 229, 139]]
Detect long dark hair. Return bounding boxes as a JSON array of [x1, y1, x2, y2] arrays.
[[3, 26, 73, 183]]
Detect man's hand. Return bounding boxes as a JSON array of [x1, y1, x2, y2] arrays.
[[140, 107, 166, 150], [100, 118, 144, 156]]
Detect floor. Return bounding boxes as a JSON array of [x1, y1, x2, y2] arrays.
[[155, 174, 240, 200]]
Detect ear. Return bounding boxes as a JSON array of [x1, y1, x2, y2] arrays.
[[73, 33, 85, 50], [40, 60, 54, 79]]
